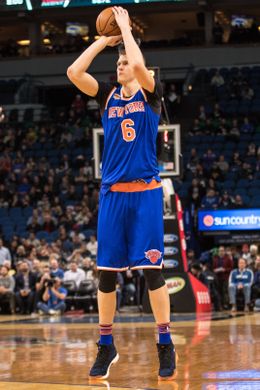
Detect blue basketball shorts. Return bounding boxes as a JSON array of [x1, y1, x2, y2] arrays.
[[97, 181, 164, 271]]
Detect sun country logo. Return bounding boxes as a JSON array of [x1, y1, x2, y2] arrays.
[[203, 215, 214, 227], [145, 249, 162, 264]]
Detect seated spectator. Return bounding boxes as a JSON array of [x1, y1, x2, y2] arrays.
[[216, 155, 229, 174], [238, 162, 254, 180], [37, 277, 67, 316], [252, 257, 260, 304], [211, 70, 225, 88], [0, 265, 15, 314], [218, 191, 234, 209], [202, 149, 217, 171], [49, 257, 64, 279], [15, 261, 37, 314], [86, 235, 97, 257], [71, 94, 85, 119], [198, 105, 207, 121], [228, 257, 254, 312], [247, 245, 259, 268], [186, 148, 200, 172], [42, 212, 57, 233], [241, 85, 254, 101], [233, 194, 245, 209], [64, 261, 85, 288], [189, 119, 203, 135], [201, 189, 219, 209], [246, 143, 256, 157], [240, 117, 254, 134], [227, 119, 240, 141], [0, 238, 11, 266]]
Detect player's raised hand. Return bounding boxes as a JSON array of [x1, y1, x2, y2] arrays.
[[105, 35, 123, 47], [113, 7, 131, 31]]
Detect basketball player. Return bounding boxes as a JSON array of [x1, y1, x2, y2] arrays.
[[67, 6, 177, 381]]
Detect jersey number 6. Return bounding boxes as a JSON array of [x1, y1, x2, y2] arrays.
[[121, 119, 136, 142]]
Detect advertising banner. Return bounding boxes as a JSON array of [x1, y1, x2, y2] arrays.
[[198, 209, 260, 231]]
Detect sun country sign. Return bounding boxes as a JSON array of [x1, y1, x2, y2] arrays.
[[198, 209, 260, 231]]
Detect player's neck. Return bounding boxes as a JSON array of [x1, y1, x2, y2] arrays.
[[121, 80, 140, 98]]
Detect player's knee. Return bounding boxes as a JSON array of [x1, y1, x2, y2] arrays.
[[98, 270, 117, 293], [143, 269, 165, 291]]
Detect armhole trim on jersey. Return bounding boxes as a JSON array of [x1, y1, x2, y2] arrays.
[[105, 87, 117, 110], [140, 88, 148, 102]]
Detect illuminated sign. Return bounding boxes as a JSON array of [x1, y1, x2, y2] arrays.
[[166, 277, 185, 295], [198, 209, 260, 231], [2, 0, 188, 11]]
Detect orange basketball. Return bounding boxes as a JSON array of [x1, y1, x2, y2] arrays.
[[96, 7, 131, 37], [96, 7, 121, 37]]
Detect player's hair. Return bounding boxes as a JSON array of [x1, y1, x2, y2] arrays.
[[118, 39, 146, 64], [118, 38, 141, 55]]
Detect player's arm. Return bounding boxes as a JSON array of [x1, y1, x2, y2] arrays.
[[113, 6, 155, 93], [67, 35, 122, 97]]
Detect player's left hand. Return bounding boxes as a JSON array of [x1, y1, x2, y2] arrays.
[[105, 35, 123, 47], [113, 7, 131, 31]]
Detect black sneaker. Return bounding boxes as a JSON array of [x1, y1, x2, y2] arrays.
[[89, 342, 119, 379], [157, 341, 177, 380]]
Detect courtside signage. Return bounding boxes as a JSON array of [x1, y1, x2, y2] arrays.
[[165, 277, 185, 295], [198, 209, 260, 231]]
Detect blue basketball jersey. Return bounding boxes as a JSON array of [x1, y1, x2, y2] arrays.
[[96, 81, 163, 187]]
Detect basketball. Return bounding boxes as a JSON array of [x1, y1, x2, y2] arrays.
[[96, 7, 131, 37]]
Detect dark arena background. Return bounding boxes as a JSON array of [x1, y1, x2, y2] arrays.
[[0, 0, 260, 389]]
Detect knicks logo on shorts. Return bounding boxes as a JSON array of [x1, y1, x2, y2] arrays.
[[145, 249, 162, 264]]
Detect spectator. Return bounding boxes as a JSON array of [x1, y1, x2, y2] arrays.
[[190, 263, 207, 285], [186, 148, 200, 173], [15, 261, 37, 314], [37, 277, 67, 316], [240, 117, 254, 134], [211, 70, 225, 90], [201, 189, 219, 209], [34, 264, 51, 311], [233, 194, 245, 209], [216, 155, 229, 174], [49, 257, 64, 279], [0, 265, 15, 314], [218, 191, 234, 209], [86, 235, 98, 257], [252, 257, 260, 304], [241, 85, 254, 101], [247, 245, 259, 267], [228, 257, 254, 312], [201, 262, 221, 311], [0, 239, 11, 266], [63, 261, 85, 288], [228, 119, 240, 141], [213, 246, 234, 309]]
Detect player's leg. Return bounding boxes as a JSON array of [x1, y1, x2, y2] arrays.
[[144, 269, 177, 381], [128, 186, 177, 380], [89, 270, 119, 379], [89, 192, 127, 379]]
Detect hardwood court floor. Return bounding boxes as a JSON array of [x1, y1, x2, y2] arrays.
[[0, 312, 259, 390]]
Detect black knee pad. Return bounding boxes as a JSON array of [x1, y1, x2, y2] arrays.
[[143, 269, 165, 291], [98, 271, 117, 293]]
